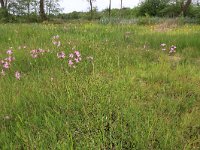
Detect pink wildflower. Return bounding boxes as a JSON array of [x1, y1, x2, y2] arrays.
[[74, 51, 81, 57], [30, 49, 48, 58], [57, 51, 66, 59], [169, 45, 176, 54], [5, 56, 15, 63], [52, 35, 61, 47], [15, 71, 21, 80], [171, 45, 177, 49], [69, 53, 74, 58], [74, 58, 79, 63], [53, 41, 57, 45], [7, 50, 13, 55], [68, 60, 73, 66], [3, 62, 10, 69], [38, 49, 45, 54], [55, 35, 59, 39], [30, 50, 36, 53]]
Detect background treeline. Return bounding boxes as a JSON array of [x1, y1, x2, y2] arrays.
[[0, 0, 200, 23], [0, 0, 61, 22]]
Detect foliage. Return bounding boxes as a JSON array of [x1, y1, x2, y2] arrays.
[[0, 0, 61, 22], [0, 7, 9, 22], [159, 3, 182, 17], [138, 0, 169, 17]]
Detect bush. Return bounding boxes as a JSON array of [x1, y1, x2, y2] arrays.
[[138, 0, 167, 17], [192, 6, 200, 23], [27, 13, 40, 23], [159, 4, 181, 17], [0, 8, 9, 22]]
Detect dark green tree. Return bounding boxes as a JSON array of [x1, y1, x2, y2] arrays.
[[139, 0, 169, 16]]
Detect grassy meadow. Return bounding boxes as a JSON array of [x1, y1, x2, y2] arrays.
[[0, 22, 200, 149]]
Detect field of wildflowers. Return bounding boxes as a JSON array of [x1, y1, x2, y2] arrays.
[[0, 23, 200, 149]]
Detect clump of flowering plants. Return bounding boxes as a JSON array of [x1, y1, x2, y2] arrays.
[[0, 49, 21, 80], [15, 71, 21, 80], [169, 45, 176, 54], [0, 35, 92, 80], [52, 35, 61, 47], [53, 36, 83, 69], [160, 43, 177, 55], [30, 49, 49, 59], [1, 49, 15, 75], [57, 51, 66, 59], [57, 49, 82, 68], [68, 50, 82, 68]]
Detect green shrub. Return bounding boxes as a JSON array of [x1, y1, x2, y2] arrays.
[[138, 0, 167, 17], [0, 8, 9, 22]]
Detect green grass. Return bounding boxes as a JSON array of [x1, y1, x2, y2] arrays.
[[0, 23, 200, 149]]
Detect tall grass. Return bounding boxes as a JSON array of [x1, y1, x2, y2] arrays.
[[0, 23, 200, 149]]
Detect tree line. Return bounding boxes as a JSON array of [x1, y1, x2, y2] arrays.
[[0, 0, 60, 21], [0, 0, 200, 23], [139, 0, 195, 17]]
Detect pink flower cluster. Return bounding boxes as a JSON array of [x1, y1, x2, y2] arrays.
[[1, 35, 91, 80], [68, 51, 82, 68], [30, 49, 49, 58], [57, 51, 66, 59], [161, 43, 177, 54], [1, 49, 15, 73], [52, 35, 61, 47], [169, 45, 176, 54], [57, 50, 82, 68], [0, 49, 21, 80], [15, 71, 21, 80]]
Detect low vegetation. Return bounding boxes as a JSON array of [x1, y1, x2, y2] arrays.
[[0, 22, 200, 149]]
